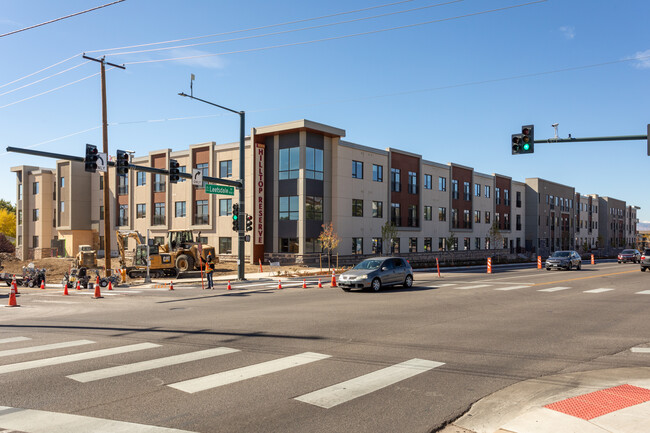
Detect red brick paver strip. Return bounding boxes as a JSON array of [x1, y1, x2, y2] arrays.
[[544, 384, 650, 420]]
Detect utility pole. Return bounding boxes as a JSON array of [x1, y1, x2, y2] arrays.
[[82, 54, 125, 276]]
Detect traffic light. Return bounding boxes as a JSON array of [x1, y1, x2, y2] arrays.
[[246, 213, 253, 232], [116, 150, 130, 175], [232, 203, 239, 231], [511, 124, 534, 154], [85, 144, 98, 173], [169, 159, 180, 183]]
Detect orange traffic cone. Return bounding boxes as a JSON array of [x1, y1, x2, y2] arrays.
[[7, 290, 19, 307], [12, 275, 18, 295], [169, 281, 174, 291], [40, 280, 45, 290], [76, 280, 81, 291], [302, 279, 307, 289], [63, 283, 69, 296], [277, 279, 282, 290], [318, 278, 322, 288], [92, 283, 103, 299], [227, 281, 232, 290], [96, 276, 100, 287], [331, 271, 337, 287], [108, 280, 113, 291]]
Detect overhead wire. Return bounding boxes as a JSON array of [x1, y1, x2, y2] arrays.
[[0, 52, 83, 89], [0, 61, 91, 97]]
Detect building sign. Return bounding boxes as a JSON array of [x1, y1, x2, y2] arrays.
[[255, 143, 265, 245]]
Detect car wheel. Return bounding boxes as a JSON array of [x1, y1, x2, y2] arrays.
[[546, 267, 550, 271], [371, 278, 381, 292], [99, 280, 108, 288], [642, 267, 647, 272], [618, 261, 621, 264], [577, 262, 581, 270], [567, 263, 572, 271], [403, 274, 413, 288]]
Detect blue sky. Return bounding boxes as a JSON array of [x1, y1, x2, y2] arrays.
[[1, 0, 649, 222]]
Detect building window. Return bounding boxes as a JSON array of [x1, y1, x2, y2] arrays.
[[485, 211, 491, 224], [439, 207, 446, 222], [439, 177, 446, 192], [136, 172, 146, 186], [99, 206, 104, 220], [439, 237, 445, 251], [177, 166, 186, 182], [451, 180, 459, 200], [195, 200, 208, 225], [17, 210, 22, 225], [475, 183, 481, 197], [391, 203, 401, 226], [451, 208, 459, 228], [136, 203, 146, 219], [153, 173, 165, 192], [408, 171, 418, 194], [33, 209, 39, 221], [352, 199, 364, 217], [352, 237, 363, 255], [516, 214, 522, 231], [504, 213, 510, 230], [495, 187, 501, 205], [195, 163, 209, 187], [153, 203, 165, 225], [424, 237, 432, 252], [474, 210, 481, 223], [99, 175, 103, 190], [280, 238, 299, 253], [392, 238, 400, 254], [219, 199, 232, 216], [372, 201, 383, 218], [33, 182, 39, 195], [219, 160, 232, 178], [118, 204, 128, 226], [424, 174, 432, 190], [409, 237, 417, 253], [496, 213, 501, 229], [464, 209, 471, 228], [408, 205, 418, 227], [516, 191, 521, 208], [463, 182, 470, 201], [306, 148, 323, 180], [60, 177, 65, 188], [175, 201, 186, 218], [424, 206, 432, 221], [372, 238, 383, 254], [279, 196, 299, 220], [153, 237, 165, 246], [118, 175, 128, 195], [33, 236, 39, 248], [372, 164, 383, 182], [279, 148, 299, 180], [352, 161, 363, 179], [58, 201, 64, 213], [485, 185, 490, 198], [306, 196, 323, 220], [305, 238, 322, 253], [18, 184, 22, 200], [504, 189, 510, 206], [219, 237, 232, 254], [475, 237, 481, 250], [391, 168, 401, 192]]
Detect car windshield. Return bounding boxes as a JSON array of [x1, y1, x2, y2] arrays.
[[551, 252, 570, 258], [353, 260, 382, 270], [621, 250, 635, 254]]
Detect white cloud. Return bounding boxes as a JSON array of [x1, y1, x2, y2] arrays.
[[168, 48, 226, 70], [633, 49, 650, 69], [559, 26, 575, 39]]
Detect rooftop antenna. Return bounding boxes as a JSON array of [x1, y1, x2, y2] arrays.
[[190, 73, 195, 97]]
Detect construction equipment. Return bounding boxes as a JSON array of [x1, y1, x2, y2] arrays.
[[75, 244, 97, 268], [116, 230, 177, 279], [160, 229, 216, 272]]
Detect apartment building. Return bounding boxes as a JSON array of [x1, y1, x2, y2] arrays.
[[598, 197, 639, 249], [575, 194, 600, 250], [12, 119, 639, 262]]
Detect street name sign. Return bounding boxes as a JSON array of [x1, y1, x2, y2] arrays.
[[205, 184, 235, 195]]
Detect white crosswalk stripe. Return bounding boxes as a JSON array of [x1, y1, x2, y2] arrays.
[[0, 336, 31, 344], [0, 343, 160, 375], [0, 340, 94, 358], [494, 285, 532, 291], [538, 287, 571, 292], [67, 347, 240, 383], [453, 284, 491, 290], [636, 290, 650, 295], [168, 352, 331, 394], [295, 358, 444, 409], [583, 288, 614, 293]]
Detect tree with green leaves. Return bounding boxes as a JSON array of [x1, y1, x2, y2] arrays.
[[318, 222, 340, 271], [446, 232, 457, 251], [381, 220, 397, 255], [0, 199, 15, 214]]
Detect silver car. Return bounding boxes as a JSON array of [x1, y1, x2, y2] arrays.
[[545, 250, 582, 271], [338, 257, 414, 292]]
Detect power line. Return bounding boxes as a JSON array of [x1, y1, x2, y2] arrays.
[[0, 53, 82, 89], [0, 0, 126, 38], [105, 0, 463, 58], [124, 1, 547, 65], [0, 61, 90, 97]]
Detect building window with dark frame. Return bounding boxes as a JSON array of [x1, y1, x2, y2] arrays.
[[136, 203, 146, 219], [464, 237, 471, 251], [33, 182, 39, 195], [118, 175, 128, 195], [424, 174, 432, 190], [175, 201, 186, 218], [464, 209, 471, 228], [409, 237, 417, 253], [219, 237, 232, 254], [99, 206, 104, 221], [451, 208, 459, 228], [372, 201, 383, 218], [439, 207, 446, 222], [372, 164, 383, 182], [439, 177, 446, 192], [504, 213, 510, 230], [439, 237, 445, 251], [408, 171, 418, 194], [372, 238, 382, 254], [304, 238, 322, 253], [391, 168, 401, 192], [391, 203, 401, 226], [408, 205, 418, 227], [424, 205, 432, 221], [392, 238, 400, 254], [352, 199, 364, 217], [153, 202, 165, 225], [219, 160, 232, 178], [178, 166, 186, 182], [136, 172, 146, 186], [474, 210, 481, 223], [17, 210, 22, 225], [33, 236, 39, 248], [424, 237, 432, 252], [485, 185, 491, 198], [504, 189, 510, 206], [516, 191, 521, 208], [306, 147, 323, 180], [118, 204, 128, 226], [219, 198, 232, 216], [279, 148, 299, 180], [99, 176, 103, 190], [32, 209, 39, 221], [153, 173, 165, 193], [463, 181, 470, 201], [475, 183, 481, 197], [451, 180, 459, 200], [485, 211, 491, 224], [352, 160, 363, 179], [352, 237, 363, 255], [195, 200, 208, 225], [280, 238, 299, 253], [495, 187, 501, 205], [475, 237, 481, 250], [516, 214, 522, 231], [279, 196, 299, 220], [306, 196, 323, 220]]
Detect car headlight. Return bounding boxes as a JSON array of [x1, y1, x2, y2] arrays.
[[357, 275, 368, 280]]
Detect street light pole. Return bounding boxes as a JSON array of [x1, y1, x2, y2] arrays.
[[178, 92, 246, 281]]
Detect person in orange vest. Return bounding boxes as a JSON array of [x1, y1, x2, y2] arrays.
[[205, 254, 215, 290]]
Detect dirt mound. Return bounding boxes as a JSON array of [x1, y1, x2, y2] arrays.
[[1, 255, 74, 280]]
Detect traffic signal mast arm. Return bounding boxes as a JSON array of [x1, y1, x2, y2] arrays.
[[534, 134, 647, 144]]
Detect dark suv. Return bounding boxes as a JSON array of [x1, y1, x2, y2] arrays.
[[641, 249, 650, 272]]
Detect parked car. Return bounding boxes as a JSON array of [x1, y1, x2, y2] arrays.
[[618, 249, 641, 264], [338, 257, 413, 292], [640, 249, 650, 272], [545, 250, 582, 271]]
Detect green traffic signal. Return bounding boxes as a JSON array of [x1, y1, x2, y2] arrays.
[[523, 143, 530, 151], [233, 214, 238, 220]]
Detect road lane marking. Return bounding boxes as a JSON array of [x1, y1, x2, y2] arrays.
[[168, 352, 331, 394], [0, 337, 30, 344], [295, 358, 444, 409], [0, 343, 160, 375], [453, 284, 491, 290], [0, 406, 197, 433], [531, 270, 638, 286], [0, 340, 94, 358], [67, 347, 240, 383], [636, 290, 650, 295], [494, 285, 532, 291], [583, 288, 614, 293], [631, 348, 650, 353], [538, 287, 571, 292]]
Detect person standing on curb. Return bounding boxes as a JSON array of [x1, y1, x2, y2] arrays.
[[206, 254, 215, 290]]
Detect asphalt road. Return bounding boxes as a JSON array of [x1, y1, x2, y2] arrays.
[[1, 261, 649, 433]]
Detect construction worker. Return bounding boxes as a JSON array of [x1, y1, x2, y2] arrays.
[[205, 254, 215, 290]]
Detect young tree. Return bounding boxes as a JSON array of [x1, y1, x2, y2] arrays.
[[446, 232, 457, 251], [488, 220, 503, 249], [318, 222, 340, 270], [381, 220, 397, 255], [0, 208, 16, 238]]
